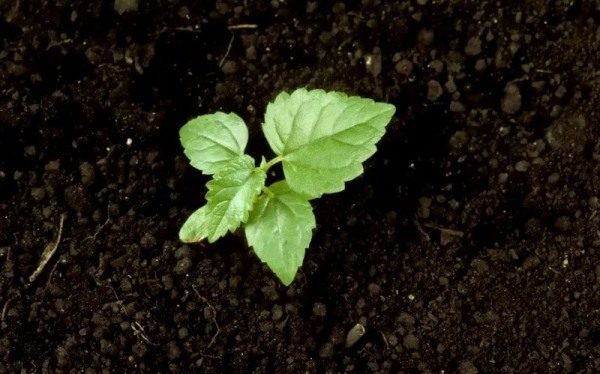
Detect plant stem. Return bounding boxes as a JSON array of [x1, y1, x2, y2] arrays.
[[261, 186, 274, 197], [260, 155, 283, 172]]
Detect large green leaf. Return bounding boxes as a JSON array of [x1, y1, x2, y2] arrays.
[[180, 112, 248, 174], [263, 88, 395, 198], [179, 155, 266, 243], [245, 181, 315, 285]]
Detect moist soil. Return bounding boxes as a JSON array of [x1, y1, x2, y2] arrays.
[[1, 0, 600, 372]]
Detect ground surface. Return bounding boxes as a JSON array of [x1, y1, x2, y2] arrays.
[[1, 0, 600, 372]]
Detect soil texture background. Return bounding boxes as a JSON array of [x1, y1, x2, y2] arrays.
[[1, 0, 600, 372]]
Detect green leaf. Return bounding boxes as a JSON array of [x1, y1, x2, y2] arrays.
[[180, 155, 266, 243], [263, 88, 395, 198], [179, 206, 208, 243], [180, 112, 249, 174], [245, 181, 316, 285]]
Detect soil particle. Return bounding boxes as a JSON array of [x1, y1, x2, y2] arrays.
[[403, 334, 419, 350], [465, 37, 482, 56], [458, 360, 479, 374], [79, 162, 95, 186], [139, 233, 157, 249], [522, 255, 541, 270], [271, 304, 283, 320], [367, 283, 381, 297], [345, 323, 366, 348], [221, 61, 238, 75], [30, 187, 46, 202], [174, 257, 192, 275], [427, 80, 443, 101], [319, 342, 334, 358], [165, 341, 181, 360], [395, 59, 413, 75], [554, 216, 571, 232], [429, 59, 444, 73], [64, 184, 90, 212], [449, 100, 465, 112], [312, 302, 327, 317], [449, 131, 469, 150], [515, 160, 530, 172], [501, 83, 522, 114], [545, 114, 587, 153], [114, 0, 139, 15]]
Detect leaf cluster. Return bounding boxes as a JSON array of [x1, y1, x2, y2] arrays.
[[179, 88, 395, 285]]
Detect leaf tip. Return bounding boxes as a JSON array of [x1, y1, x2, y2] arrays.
[[276, 270, 297, 286], [179, 231, 205, 244]]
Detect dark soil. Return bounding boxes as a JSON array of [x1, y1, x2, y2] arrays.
[[1, 0, 600, 372]]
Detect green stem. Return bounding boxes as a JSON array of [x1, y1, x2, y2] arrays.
[[261, 185, 274, 197], [260, 155, 283, 172]]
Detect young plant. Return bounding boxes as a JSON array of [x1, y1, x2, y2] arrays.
[[179, 88, 395, 285]]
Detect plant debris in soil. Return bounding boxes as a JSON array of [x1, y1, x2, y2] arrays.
[[1, 0, 600, 372]]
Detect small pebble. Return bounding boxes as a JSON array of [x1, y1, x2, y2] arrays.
[[403, 334, 419, 350], [313, 302, 327, 317], [554, 216, 571, 232], [140, 233, 157, 249], [365, 53, 382, 77], [547, 173, 560, 184], [429, 59, 444, 73], [272, 305, 283, 320], [114, 0, 139, 14], [515, 160, 530, 172], [221, 61, 237, 74], [427, 80, 443, 101], [465, 37, 482, 56], [166, 341, 181, 360], [450, 101, 465, 112], [345, 323, 366, 348], [522, 255, 540, 270], [31, 187, 46, 202], [475, 59, 486, 71], [174, 257, 192, 275], [458, 360, 479, 374], [501, 83, 522, 114], [367, 283, 381, 297], [319, 342, 334, 357], [449, 131, 469, 149], [395, 59, 413, 75], [79, 162, 95, 186], [45, 160, 61, 173]]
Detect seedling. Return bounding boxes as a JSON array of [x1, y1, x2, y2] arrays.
[[179, 88, 395, 285]]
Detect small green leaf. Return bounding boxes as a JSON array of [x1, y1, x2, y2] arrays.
[[263, 88, 395, 198], [180, 155, 266, 243], [245, 181, 316, 285], [180, 112, 249, 174], [179, 206, 208, 243]]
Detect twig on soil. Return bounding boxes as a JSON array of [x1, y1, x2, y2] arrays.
[[41, 256, 61, 295], [227, 24, 258, 30], [218, 23, 258, 68], [108, 286, 159, 346], [29, 214, 66, 283], [413, 216, 430, 242], [219, 35, 235, 68], [192, 284, 220, 349], [1, 297, 15, 324], [155, 26, 202, 35], [2, 247, 11, 270], [86, 205, 111, 242], [132, 321, 159, 346], [379, 331, 389, 350], [423, 223, 463, 245]]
